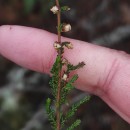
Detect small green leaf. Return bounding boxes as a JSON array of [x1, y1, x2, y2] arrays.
[[49, 55, 62, 97], [51, 55, 61, 74], [62, 96, 90, 125], [69, 74, 78, 83], [60, 75, 78, 104], [61, 6, 70, 11], [67, 119, 81, 130], [46, 98, 51, 111], [45, 98, 56, 129], [57, 23, 63, 33]]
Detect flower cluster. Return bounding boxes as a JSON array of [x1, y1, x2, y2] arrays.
[[50, 6, 71, 32], [51, 5, 73, 81]]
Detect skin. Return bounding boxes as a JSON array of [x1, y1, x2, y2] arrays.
[[0, 25, 130, 124]]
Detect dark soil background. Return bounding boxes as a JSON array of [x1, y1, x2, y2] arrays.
[[0, 0, 130, 130]]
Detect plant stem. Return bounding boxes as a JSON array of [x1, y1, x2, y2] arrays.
[[56, 0, 61, 43], [55, 0, 61, 130]]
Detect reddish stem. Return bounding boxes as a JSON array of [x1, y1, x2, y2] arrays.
[[55, 0, 62, 130]]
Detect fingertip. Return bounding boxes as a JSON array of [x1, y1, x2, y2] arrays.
[[0, 25, 57, 74]]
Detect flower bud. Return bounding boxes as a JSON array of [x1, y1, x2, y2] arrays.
[[62, 73, 68, 81], [50, 6, 59, 14], [62, 24, 71, 32], [53, 42, 61, 49]]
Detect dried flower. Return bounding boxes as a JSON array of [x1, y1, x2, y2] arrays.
[[62, 42, 73, 49], [65, 42, 73, 49], [53, 42, 61, 49], [62, 73, 68, 81], [62, 24, 71, 32], [50, 6, 59, 14], [62, 58, 68, 65]]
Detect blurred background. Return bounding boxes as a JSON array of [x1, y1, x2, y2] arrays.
[[0, 0, 130, 130]]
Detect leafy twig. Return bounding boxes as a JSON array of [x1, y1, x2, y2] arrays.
[[46, 1, 90, 130]]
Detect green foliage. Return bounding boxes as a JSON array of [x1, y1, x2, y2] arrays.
[[46, 1, 90, 130], [47, 55, 89, 130], [66, 96, 90, 120], [49, 55, 61, 97], [66, 119, 81, 130], [46, 98, 56, 129], [57, 24, 63, 33], [61, 96, 90, 127], [50, 55, 61, 74], [69, 74, 79, 83], [47, 50, 89, 130], [61, 6, 70, 12]]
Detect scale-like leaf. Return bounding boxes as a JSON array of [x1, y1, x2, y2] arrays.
[[49, 55, 61, 97], [61, 6, 70, 11], [50, 55, 61, 74], [46, 98, 56, 129]]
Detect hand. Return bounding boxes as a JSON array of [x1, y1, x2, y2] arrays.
[[0, 25, 130, 124]]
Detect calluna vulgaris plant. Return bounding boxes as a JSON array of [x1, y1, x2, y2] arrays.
[[46, 1, 90, 130]]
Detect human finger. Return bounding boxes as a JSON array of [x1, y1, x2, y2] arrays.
[[0, 25, 130, 123]]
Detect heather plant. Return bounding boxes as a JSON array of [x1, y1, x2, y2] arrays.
[[46, 1, 90, 130]]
